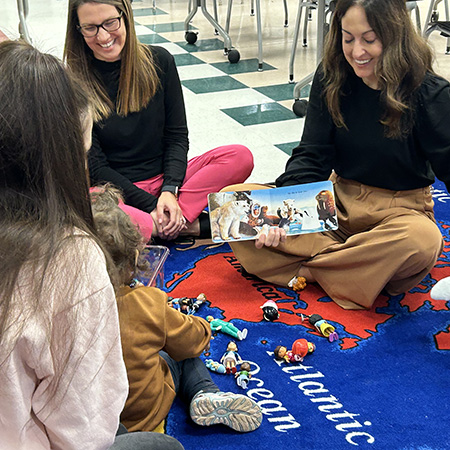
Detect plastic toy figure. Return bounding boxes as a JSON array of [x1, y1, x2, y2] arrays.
[[288, 276, 307, 292], [235, 362, 252, 389], [274, 338, 315, 363], [206, 316, 248, 340], [302, 313, 339, 342], [168, 293, 207, 315], [220, 341, 243, 374], [260, 300, 279, 322], [204, 359, 226, 374]]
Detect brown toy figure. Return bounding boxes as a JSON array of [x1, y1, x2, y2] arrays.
[[288, 276, 307, 292]]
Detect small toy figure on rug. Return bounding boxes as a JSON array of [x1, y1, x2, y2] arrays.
[[168, 293, 207, 315], [235, 362, 252, 389], [205, 359, 226, 374], [430, 277, 450, 301], [288, 276, 307, 292], [207, 316, 248, 340], [274, 338, 316, 363], [220, 341, 243, 374], [260, 300, 280, 322], [301, 313, 339, 342]]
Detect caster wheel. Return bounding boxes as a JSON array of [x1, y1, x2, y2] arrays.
[[228, 49, 240, 64], [293, 99, 308, 117], [185, 31, 198, 45]]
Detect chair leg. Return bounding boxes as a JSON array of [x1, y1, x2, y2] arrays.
[[302, 5, 310, 46], [444, 0, 450, 53], [289, 0, 306, 82], [255, 0, 263, 70], [16, 0, 32, 43], [283, 0, 289, 27]]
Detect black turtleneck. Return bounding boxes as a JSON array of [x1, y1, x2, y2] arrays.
[[88, 45, 189, 213], [277, 67, 450, 194]]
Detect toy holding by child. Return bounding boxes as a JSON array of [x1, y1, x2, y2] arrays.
[[274, 339, 316, 363], [90, 185, 262, 433], [168, 293, 207, 315], [207, 316, 248, 340], [220, 341, 243, 374]]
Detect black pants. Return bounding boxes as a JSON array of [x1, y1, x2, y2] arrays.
[[112, 424, 184, 450]]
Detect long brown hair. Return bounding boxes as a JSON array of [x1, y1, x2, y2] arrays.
[[64, 0, 160, 120], [322, 0, 434, 138], [0, 40, 113, 414]]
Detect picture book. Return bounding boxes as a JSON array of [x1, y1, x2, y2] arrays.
[[207, 180, 338, 243]]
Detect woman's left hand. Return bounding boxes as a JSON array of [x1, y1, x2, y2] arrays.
[[156, 192, 186, 239], [255, 225, 286, 249]]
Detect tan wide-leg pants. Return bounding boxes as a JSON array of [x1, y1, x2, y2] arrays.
[[228, 174, 444, 310]]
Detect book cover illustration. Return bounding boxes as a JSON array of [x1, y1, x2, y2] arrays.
[[207, 180, 338, 243]]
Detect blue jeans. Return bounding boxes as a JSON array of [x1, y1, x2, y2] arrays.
[[160, 351, 219, 404]]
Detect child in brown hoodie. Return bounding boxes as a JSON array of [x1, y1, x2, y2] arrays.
[[90, 185, 262, 435]]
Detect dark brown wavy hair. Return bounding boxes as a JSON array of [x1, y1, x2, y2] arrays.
[[322, 0, 434, 138]]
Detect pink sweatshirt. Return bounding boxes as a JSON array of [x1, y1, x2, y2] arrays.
[[0, 237, 128, 449]]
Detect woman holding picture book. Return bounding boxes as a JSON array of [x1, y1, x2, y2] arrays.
[[227, 0, 450, 310]]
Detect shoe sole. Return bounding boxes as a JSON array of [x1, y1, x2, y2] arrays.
[[190, 394, 262, 432]]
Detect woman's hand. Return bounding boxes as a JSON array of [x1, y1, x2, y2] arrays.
[[255, 225, 287, 249], [155, 192, 186, 239]]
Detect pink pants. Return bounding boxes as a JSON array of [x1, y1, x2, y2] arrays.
[[120, 145, 254, 241]]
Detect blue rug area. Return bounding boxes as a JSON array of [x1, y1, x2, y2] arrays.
[[160, 181, 450, 450]]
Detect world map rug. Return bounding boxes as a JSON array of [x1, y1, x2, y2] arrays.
[[159, 185, 450, 450]]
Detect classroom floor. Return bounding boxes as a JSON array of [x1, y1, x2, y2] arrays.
[[1, 0, 450, 184]]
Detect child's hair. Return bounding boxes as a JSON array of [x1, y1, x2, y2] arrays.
[[90, 184, 146, 286]]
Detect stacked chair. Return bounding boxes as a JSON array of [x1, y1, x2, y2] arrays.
[[422, 0, 450, 54]]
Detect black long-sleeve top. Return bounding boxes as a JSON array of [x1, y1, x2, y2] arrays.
[[88, 45, 189, 213], [276, 67, 450, 193]]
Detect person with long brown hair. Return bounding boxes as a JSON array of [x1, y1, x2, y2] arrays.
[[0, 39, 184, 450], [228, 0, 450, 310], [64, 0, 253, 243]]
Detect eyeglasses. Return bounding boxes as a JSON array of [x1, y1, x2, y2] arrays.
[[77, 12, 123, 37]]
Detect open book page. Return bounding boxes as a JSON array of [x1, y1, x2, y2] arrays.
[[207, 181, 338, 243]]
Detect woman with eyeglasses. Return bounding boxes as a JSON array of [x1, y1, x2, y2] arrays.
[[64, 0, 254, 243]]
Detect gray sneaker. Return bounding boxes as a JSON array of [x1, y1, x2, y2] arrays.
[[190, 391, 262, 432]]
